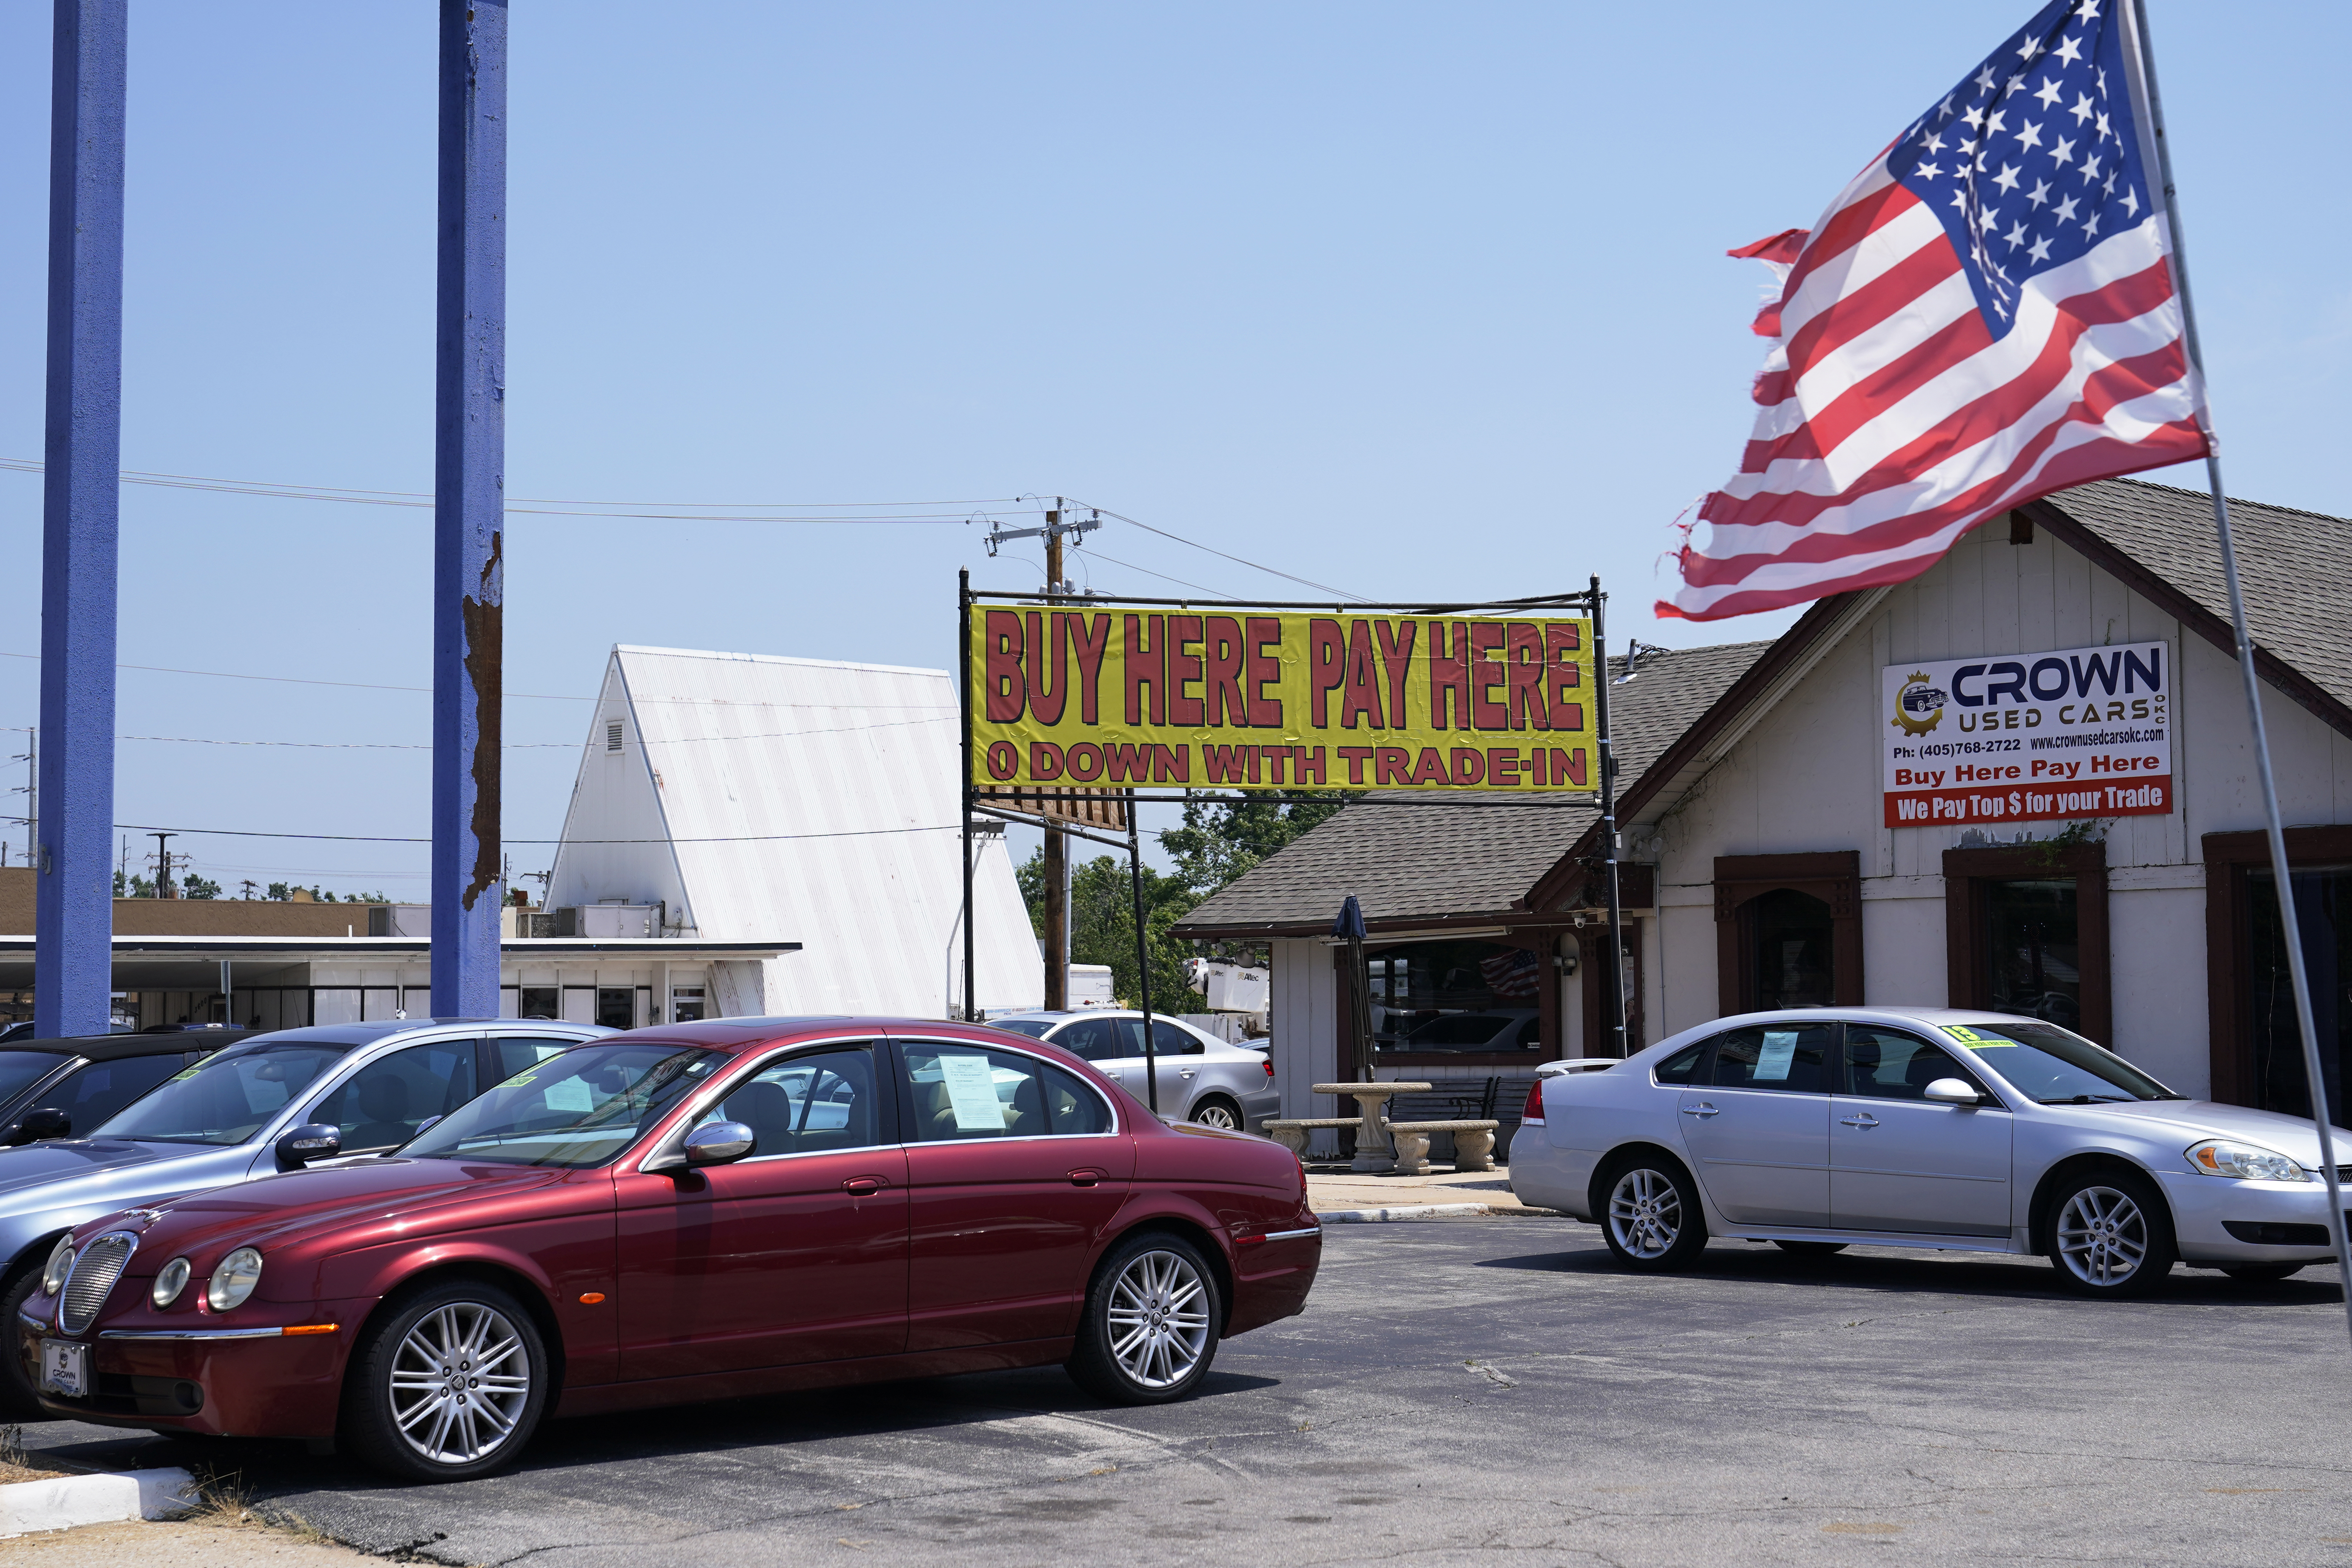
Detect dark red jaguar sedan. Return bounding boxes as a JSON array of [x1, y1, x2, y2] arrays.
[[17, 1019, 1321, 1482]]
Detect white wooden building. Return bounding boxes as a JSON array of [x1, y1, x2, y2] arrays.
[[544, 644, 1042, 1021], [1181, 478, 2352, 1154]]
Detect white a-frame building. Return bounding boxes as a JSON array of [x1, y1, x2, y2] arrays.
[[545, 645, 1041, 1021]]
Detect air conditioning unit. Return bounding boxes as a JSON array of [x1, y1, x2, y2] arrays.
[[551, 903, 664, 938]]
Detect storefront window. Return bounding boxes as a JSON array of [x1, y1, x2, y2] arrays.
[[1985, 878, 2082, 1030], [2248, 869, 2348, 1123], [1367, 939, 1542, 1055], [1751, 889, 1833, 1009]]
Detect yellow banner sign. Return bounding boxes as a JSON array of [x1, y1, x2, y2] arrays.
[[968, 606, 1596, 793]]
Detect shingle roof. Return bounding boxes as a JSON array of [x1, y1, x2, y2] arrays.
[[1171, 640, 1770, 936], [2041, 478, 2352, 712]]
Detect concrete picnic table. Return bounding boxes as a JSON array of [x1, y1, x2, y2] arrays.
[[1314, 1081, 1432, 1173]]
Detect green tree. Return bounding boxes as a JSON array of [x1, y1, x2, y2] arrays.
[[266, 882, 291, 901], [182, 874, 221, 900], [1017, 847, 1198, 1009]]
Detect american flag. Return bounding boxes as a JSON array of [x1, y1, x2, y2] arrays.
[[1660, 0, 2210, 622], [1478, 947, 1541, 1000]]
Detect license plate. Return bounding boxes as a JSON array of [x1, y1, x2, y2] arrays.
[[39, 1339, 87, 1398]]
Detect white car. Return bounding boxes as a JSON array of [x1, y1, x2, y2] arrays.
[[1510, 1006, 2351, 1297], [987, 1011, 1280, 1131]]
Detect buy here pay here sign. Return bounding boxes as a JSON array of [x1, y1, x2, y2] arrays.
[[1883, 641, 2172, 828]]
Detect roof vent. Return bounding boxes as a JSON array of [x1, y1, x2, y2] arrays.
[[605, 721, 623, 753]]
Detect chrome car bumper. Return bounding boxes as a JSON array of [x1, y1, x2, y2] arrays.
[[2158, 1170, 2347, 1263]]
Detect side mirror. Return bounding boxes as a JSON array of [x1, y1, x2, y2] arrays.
[[275, 1123, 343, 1170], [1923, 1078, 1982, 1106], [682, 1121, 756, 1167], [3, 1106, 71, 1146]]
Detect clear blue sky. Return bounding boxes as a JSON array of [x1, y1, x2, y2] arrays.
[[0, 3, 2340, 896]]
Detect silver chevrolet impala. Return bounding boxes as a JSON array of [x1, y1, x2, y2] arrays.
[[1509, 1007, 2350, 1296]]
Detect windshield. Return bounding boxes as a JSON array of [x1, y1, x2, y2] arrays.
[[94, 1042, 350, 1144], [401, 1043, 723, 1168], [1939, 1021, 2180, 1103], [987, 1018, 1057, 1040], [0, 1051, 69, 1105]]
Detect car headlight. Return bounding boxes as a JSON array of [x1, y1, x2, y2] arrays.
[[206, 1247, 264, 1311], [152, 1257, 192, 1308], [2187, 1138, 2311, 1182], [41, 1234, 76, 1296]]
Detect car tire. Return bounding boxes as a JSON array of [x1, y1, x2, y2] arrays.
[[1188, 1096, 1244, 1132], [0, 1248, 51, 1419], [1771, 1240, 1848, 1257], [2219, 1263, 2305, 1282], [341, 1280, 549, 1483], [1065, 1230, 1222, 1405], [2045, 1168, 2177, 1299], [1594, 1154, 1709, 1273]]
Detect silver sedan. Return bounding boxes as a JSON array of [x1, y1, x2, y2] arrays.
[[1509, 1006, 2351, 1297], [988, 1011, 1280, 1132]]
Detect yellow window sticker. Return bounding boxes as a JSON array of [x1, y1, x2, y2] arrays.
[[1942, 1025, 2014, 1049]]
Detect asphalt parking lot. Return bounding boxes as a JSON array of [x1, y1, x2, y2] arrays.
[[22, 1217, 2352, 1566]]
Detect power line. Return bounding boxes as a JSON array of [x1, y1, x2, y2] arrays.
[[3, 815, 966, 847], [1059, 496, 1367, 602], [0, 649, 957, 709]]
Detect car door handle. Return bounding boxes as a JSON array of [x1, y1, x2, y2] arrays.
[[1067, 1168, 1106, 1187], [842, 1176, 888, 1196], [1682, 1103, 1720, 1118], [1180, 1069, 1196, 1079], [1839, 1113, 1880, 1129]]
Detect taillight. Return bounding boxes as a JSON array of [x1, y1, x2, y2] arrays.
[[1522, 1081, 1546, 1125], [1262, 1058, 1275, 1079]]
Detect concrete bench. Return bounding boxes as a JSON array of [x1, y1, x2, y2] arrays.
[[1385, 1119, 1501, 1175], [1261, 1117, 1358, 1159]]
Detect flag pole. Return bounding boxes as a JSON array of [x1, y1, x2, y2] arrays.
[[2129, 0, 2352, 1340]]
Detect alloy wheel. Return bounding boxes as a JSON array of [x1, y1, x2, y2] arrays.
[[1609, 1167, 1682, 1260], [2056, 1185, 2148, 1287], [1106, 1249, 1211, 1390], [388, 1301, 533, 1467], [1191, 1101, 1242, 1131]]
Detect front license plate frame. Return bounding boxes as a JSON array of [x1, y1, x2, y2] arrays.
[[39, 1338, 88, 1398]]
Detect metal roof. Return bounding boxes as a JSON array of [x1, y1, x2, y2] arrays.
[[546, 645, 1042, 1016]]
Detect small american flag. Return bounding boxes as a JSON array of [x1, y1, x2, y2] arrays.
[[1478, 948, 1541, 1000], [1661, 0, 2210, 621]]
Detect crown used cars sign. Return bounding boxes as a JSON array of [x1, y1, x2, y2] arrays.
[[1881, 642, 2173, 828]]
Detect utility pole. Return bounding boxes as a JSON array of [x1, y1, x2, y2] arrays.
[[11, 731, 34, 868], [36, 0, 127, 1038], [984, 502, 1100, 1012], [430, 0, 507, 1018], [238, 878, 257, 901], [149, 831, 175, 900]]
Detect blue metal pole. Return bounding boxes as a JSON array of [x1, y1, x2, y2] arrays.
[[36, 0, 127, 1039], [431, 0, 506, 1018]]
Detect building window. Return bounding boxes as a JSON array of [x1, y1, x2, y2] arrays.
[[2246, 868, 2349, 1123], [671, 985, 706, 1023], [1715, 851, 1864, 1015], [597, 986, 636, 1030], [1944, 844, 2109, 1045], [1365, 939, 1543, 1056], [519, 986, 559, 1020], [1985, 878, 2083, 1029], [1751, 889, 1834, 1009]]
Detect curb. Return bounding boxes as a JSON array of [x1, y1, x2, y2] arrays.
[[0, 1467, 200, 1539], [1314, 1201, 1562, 1223]]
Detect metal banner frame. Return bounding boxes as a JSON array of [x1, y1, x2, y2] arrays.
[[955, 571, 1626, 1114]]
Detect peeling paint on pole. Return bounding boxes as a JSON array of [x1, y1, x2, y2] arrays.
[[432, 0, 506, 1016]]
